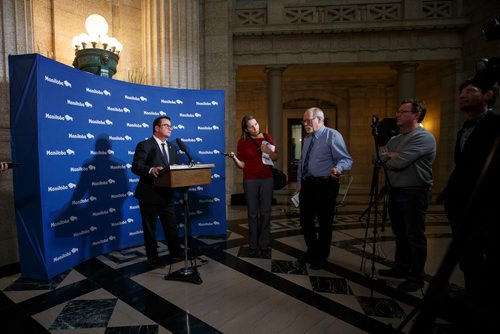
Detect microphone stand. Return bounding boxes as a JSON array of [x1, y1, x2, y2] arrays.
[[164, 138, 202, 284], [164, 186, 202, 284]]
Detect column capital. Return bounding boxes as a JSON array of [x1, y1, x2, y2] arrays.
[[391, 62, 419, 72], [265, 65, 287, 74]]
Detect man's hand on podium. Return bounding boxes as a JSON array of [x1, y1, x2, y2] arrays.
[[150, 166, 164, 178]]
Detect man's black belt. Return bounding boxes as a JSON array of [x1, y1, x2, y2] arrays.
[[301, 176, 332, 182]]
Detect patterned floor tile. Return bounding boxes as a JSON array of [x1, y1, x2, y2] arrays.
[[49, 298, 117, 330], [271, 260, 308, 275], [4, 270, 69, 291], [310, 276, 354, 295], [105, 325, 159, 333], [356, 296, 405, 319]]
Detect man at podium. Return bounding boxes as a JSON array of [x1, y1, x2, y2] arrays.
[[132, 116, 183, 269]]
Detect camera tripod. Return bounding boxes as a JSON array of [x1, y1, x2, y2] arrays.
[[359, 117, 392, 299]]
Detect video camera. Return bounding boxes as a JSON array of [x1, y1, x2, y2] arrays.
[[472, 18, 500, 90], [371, 115, 399, 147]]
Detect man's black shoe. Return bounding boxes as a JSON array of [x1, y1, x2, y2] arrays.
[[398, 278, 424, 292], [248, 248, 257, 258], [171, 254, 184, 262], [298, 253, 313, 264], [378, 268, 408, 279], [260, 249, 272, 258], [148, 260, 165, 269], [309, 260, 324, 270]]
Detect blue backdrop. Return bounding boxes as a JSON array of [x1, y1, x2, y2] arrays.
[[9, 54, 226, 280]]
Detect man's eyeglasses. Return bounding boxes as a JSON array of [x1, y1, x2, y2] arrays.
[[302, 117, 316, 125], [160, 124, 173, 129], [396, 109, 413, 115]]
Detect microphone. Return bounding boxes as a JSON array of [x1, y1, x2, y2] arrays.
[[176, 138, 194, 164], [3, 162, 22, 169]]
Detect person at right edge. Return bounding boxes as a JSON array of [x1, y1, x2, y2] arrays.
[[438, 79, 500, 328], [296, 107, 352, 270], [377, 99, 436, 293]]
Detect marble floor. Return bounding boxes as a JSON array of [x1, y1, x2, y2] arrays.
[[0, 191, 469, 333]]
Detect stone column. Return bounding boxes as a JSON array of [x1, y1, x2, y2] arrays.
[[436, 60, 463, 191], [202, 0, 236, 204], [266, 65, 286, 169], [392, 62, 419, 102], [142, 0, 200, 88], [0, 0, 34, 266]]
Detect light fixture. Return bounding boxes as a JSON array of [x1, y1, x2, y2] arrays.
[[72, 14, 122, 78]]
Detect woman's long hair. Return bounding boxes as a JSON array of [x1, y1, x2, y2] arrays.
[[240, 115, 255, 140]]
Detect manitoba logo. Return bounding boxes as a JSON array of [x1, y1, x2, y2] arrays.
[[198, 150, 220, 155], [107, 106, 131, 113], [46, 149, 75, 156], [112, 218, 134, 227], [86, 88, 111, 96], [89, 119, 113, 125], [195, 100, 219, 106], [199, 197, 221, 203], [179, 137, 203, 143], [70, 164, 96, 172], [45, 113, 73, 122], [197, 125, 219, 130], [68, 133, 95, 139], [91, 149, 114, 155], [198, 220, 221, 226], [91, 178, 115, 187], [53, 248, 78, 262], [110, 163, 132, 169], [50, 215, 78, 228], [124, 95, 148, 101], [180, 113, 202, 118], [71, 196, 97, 205], [126, 122, 148, 128], [48, 182, 76, 192], [143, 110, 166, 116], [44, 75, 72, 88], [161, 99, 183, 104], [66, 99, 92, 108]]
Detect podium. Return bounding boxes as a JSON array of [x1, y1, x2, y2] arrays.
[[155, 163, 214, 284]]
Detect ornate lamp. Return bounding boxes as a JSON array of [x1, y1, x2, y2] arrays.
[[72, 14, 123, 78]]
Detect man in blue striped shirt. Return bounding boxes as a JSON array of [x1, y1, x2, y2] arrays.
[[296, 107, 353, 270]]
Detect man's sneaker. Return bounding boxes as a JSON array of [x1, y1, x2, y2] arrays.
[[378, 268, 408, 279], [398, 278, 424, 292]]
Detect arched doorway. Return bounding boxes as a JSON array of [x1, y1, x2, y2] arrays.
[[283, 98, 338, 182]]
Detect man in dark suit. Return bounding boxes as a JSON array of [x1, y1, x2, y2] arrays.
[[132, 116, 183, 268], [440, 79, 500, 313]]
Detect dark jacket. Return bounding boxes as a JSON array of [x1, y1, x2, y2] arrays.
[[131, 137, 180, 205], [441, 111, 500, 234]]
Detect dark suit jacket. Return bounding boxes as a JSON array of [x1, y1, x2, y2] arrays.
[[132, 137, 180, 205], [441, 111, 500, 234]]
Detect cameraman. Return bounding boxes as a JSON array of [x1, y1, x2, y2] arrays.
[[439, 79, 500, 307], [377, 99, 436, 292]]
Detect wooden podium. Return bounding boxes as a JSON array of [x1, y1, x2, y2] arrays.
[[154, 163, 213, 188], [155, 163, 214, 284]]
